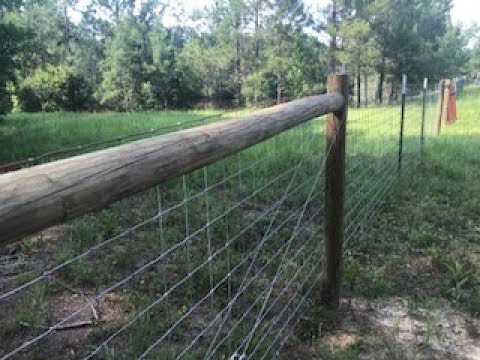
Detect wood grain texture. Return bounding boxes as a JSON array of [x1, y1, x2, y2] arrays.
[[320, 74, 348, 309], [0, 94, 344, 245]]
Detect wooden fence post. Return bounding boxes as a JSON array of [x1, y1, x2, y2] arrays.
[[441, 79, 451, 125], [320, 73, 348, 309], [436, 79, 445, 135]]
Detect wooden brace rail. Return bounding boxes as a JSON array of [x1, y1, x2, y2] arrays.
[[0, 93, 344, 245]]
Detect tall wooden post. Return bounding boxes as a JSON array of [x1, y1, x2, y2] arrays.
[[441, 79, 451, 125], [436, 79, 445, 135], [320, 74, 348, 309]]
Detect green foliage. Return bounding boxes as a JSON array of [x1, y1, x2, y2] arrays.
[[61, 74, 94, 111], [361, 269, 393, 298], [444, 260, 473, 304], [56, 218, 98, 262], [434, 26, 470, 77], [16, 85, 41, 112], [0, 86, 13, 114], [98, 16, 146, 110], [18, 65, 92, 112], [365, 0, 454, 82], [243, 32, 327, 103], [469, 32, 480, 76], [0, 20, 25, 114], [6, 283, 49, 334], [0, 0, 471, 113], [149, 26, 203, 108], [22, 64, 71, 111], [338, 17, 379, 81]]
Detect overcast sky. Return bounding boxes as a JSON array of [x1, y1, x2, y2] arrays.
[[71, 0, 478, 28]]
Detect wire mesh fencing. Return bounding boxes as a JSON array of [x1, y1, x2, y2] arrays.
[[343, 81, 440, 253], [0, 79, 440, 359], [0, 113, 330, 359]]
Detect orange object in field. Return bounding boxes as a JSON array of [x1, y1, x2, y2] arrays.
[[446, 81, 457, 124]]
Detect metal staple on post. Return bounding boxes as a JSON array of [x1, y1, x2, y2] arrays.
[[320, 73, 348, 309], [398, 74, 407, 170]]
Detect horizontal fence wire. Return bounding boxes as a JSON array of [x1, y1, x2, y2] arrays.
[[0, 82, 437, 359]]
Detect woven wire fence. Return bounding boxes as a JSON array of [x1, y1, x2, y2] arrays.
[[0, 112, 328, 359], [343, 82, 440, 253], [0, 83, 438, 359]]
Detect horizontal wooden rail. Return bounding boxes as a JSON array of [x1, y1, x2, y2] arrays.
[[0, 93, 344, 245]]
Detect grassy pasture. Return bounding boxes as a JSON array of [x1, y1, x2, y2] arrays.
[[0, 88, 464, 359]]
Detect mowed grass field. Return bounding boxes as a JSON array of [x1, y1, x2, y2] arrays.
[[0, 87, 476, 359]]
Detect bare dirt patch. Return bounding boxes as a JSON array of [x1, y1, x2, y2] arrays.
[[283, 296, 480, 360]]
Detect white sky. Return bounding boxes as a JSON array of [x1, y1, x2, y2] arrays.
[[71, 0, 477, 28], [451, 0, 478, 27]]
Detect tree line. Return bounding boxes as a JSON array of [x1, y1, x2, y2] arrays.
[[0, 0, 477, 114]]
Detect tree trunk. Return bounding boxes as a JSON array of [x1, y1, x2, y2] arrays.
[[356, 70, 361, 108], [376, 58, 385, 104], [254, 1, 260, 103], [62, 0, 69, 61], [254, 1, 260, 64], [277, 70, 282, 105], [235, 10, 242, 103], [364, 72, 368, 107], [114, 3, 120, 20]]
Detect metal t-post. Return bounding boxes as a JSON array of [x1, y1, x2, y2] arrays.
[[398, 74, 407, 170]]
